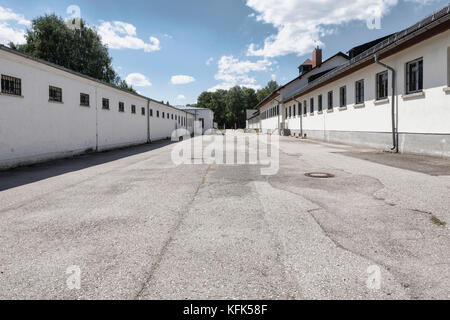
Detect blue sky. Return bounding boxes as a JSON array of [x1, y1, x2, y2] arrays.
[[0, 0, 447, 105]]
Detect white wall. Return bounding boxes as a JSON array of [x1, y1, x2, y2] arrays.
[[0, 48, 188, 168], [281, 30, 450, 135]]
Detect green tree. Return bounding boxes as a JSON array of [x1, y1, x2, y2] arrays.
[[256, 80, 279, 103], [9, 14, 134, 92]]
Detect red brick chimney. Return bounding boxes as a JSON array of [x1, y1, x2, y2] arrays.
[[312, 47, 322, 68]]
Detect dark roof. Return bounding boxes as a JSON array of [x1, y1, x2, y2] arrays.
[[348, 34, 394, 59], [246, 109, 258, 120], [307, 67, 337, 83], [284, 4, 450, 103], [0, 45, 187, 114]]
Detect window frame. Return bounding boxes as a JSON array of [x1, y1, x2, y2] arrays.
[[376, 71, 389, 100], [339, 86, 347, 107], [102, 98, 110, 110], [118, 102, 125, 113], [131, 104, 136, 114], [1, 74, 22, 96], [309, 98, 314, 114], [327, 91, 333, 110], [355, 80, 365, 104], [80, 93, 90, 107], [318, 95, 323, 112], [405, 58, 423, 94], [141, 107, 145, 116], [49, 86, 63, 103]]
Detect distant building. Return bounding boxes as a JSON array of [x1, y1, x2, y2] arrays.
[[252, 5, 450, 158], [176, 105, 215, 134]]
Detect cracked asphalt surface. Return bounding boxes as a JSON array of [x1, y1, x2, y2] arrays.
[[0, 136, 449, 300]]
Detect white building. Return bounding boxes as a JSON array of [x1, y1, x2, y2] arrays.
[[0, 45, 194, 169], [177, 106, 215, 133], [253, 5, 450, 158]]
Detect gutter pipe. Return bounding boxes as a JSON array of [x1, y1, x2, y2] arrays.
[[375, 54, 398, 153]]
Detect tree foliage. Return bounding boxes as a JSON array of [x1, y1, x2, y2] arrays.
[[195, 81, 279, 129], [9, 14, 135, 93]]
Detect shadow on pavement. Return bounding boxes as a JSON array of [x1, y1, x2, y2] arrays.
[[0, 140, 174, 192]]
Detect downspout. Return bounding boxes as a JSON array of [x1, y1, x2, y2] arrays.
[[95, 85, 99, 151], [147, 99, 151, 143], [293, 99, 303, 138], [375, 54, 398, 153]]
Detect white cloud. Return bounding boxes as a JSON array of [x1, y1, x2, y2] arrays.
[[171, 75, 196, 85], [125, 73, 152, 87], [0, 6, 30, 45], [177, 94, 186, 100], [98, 21, 161, 52], [0, 6, 30, 26], [206, 57, 214, 66], [208, 55, 272, 91], [246, 0, 400, 58], [271, 74, 276, 80]]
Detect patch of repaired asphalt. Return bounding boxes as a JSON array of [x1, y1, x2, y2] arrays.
[[339, 151, 450, 176]]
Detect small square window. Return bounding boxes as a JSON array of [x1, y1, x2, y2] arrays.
[[119, 102, 125, 112], [102, 98, 110, 110], [49, 86, 62, 102], [1, 75, 21, 96], [80, 93, 90, 107]]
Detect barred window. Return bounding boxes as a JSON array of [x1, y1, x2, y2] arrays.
[[80, 93, 90, 106], [49, 86, 62, 102], [340, 86, 347, 107], [406, 58, 423, 94], [102, 98, 110, 109], [376, 72, 388, 100], [327, 91, 333, 110], [1, 75, 21, 96], [119, 102, 125, 112], [355, 80, 364, 104]]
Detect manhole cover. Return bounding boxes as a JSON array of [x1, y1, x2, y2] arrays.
[[305, 172, 335, 178]]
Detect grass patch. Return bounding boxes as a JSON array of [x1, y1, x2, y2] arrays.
[[431, 215, 447, 227]]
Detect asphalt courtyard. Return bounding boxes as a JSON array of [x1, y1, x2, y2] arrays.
[[0, 135, 449, 300]]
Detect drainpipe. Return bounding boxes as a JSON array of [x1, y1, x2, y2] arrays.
[[294, 99, 303, 138], [146, 99, 151, 143], [375, 54, 398, 153]]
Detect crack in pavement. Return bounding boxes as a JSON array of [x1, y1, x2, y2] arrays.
[[134, 165, 212, 299]]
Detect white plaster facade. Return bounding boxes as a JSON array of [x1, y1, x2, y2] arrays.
[[0, 46, 194, 169], [253, 9, 450, 157]]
